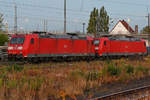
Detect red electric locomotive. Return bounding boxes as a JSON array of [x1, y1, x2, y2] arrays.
[[8, 32, 95, 61], [94, 36, 147, 57]]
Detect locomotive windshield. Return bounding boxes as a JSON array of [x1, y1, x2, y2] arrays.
[[94, 40, 100, 45], [10, 37, 25, 44]]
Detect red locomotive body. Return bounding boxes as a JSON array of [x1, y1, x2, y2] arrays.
[[8, 32, 95, 60], [94, 36, 147, 57]]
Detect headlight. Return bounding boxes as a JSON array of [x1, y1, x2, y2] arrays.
[[95, 47, 99, 50], [8, 47, 13, 50], [8, 51, 12, 53], [18, 46, 23, 50], [19, 51, 22, 54]]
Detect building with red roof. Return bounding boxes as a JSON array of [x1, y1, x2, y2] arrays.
[[110, 20, 135, 35]]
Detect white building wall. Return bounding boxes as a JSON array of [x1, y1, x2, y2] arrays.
[[110, 22, 130, 35]]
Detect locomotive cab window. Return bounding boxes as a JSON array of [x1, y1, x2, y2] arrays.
[[94, 40, 100, 45], [104, 41, 106, 46], [31, 38, 34, 44], [10, 37, 25, 44], [144, 42, 146, 46]]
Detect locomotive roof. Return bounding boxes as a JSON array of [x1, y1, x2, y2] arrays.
[[11, 32, 93, 40], [32, 31, 47, 34], [108, 36, 141, 41], [96, 34, 141, 41], [38, 33, 87, 40]]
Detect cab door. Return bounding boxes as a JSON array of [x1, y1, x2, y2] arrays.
[[34, 37, 39, 55], [104, 40, 110, 56], [29, 37, 39, 57], [94, 39, 100, 56]]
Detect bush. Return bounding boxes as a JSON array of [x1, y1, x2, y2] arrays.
[[126, 65, 134, 74], [105, 58, 111, 64], [28, 77, 44, 90], [7, 79, 17, 89], [3, 64, 24, 72], [107, 64, 121, 76], [86, 71, 99, 81], [0, 78, 3, 88], [0, 32, 8, 46], [69, 70, 85, 81], [136, 65, 149, 75]]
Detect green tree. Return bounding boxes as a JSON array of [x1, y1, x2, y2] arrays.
[[97, 6, 109, 33], [0, 32, 8, 46], [141, 26, 150, 34], [87, 8, 98, 34], [87, 6, 109, 34], [0, 13, 8, 46], [0, 13, 4, 31]]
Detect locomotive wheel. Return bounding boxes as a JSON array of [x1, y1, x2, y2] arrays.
[[8, 57, 12, 61], [33, 58, 40, 63]]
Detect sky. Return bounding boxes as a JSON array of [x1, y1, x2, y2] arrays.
[[0, 0, 150, 33]]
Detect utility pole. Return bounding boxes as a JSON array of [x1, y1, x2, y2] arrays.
[[148, 13, 150, 41], [5, 22, 8, 33], [14, 4, 17, 33], [146, 13, 150, 27], [46, 20, 48, 32], [148, 13, 150, 27], [43, 20, 48, 32], [64, 0, 66, 34], [43, 20, 46, 32], [83, 23, 85, 34], [146, 13, 150, 40]]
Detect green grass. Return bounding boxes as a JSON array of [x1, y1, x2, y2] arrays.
[[107, 63, 121, 76], [125, 64, 134, 74]]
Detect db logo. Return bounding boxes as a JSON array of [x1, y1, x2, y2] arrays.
[[125, 46, 128, 48], [15, 45, 17, 49], [64, 45, 67, 48]]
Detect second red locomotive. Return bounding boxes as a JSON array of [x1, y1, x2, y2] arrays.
[[94, 36, 147, 57]]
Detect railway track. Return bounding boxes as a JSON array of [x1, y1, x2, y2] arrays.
[[90, 84, 150, 100]]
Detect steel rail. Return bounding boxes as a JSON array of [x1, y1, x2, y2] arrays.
[[90, 84, 150, 100]]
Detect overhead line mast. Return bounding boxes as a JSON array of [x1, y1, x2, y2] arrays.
[[64, 0, 66, 34], [146, 13, 150, 27], [14, 4, 17, 33], [148, 13, 150, 27]]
